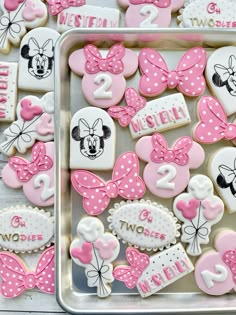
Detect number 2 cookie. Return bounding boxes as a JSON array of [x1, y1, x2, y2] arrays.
[[135, 133, 205, 198], [69, 44, 138, 108], [173, 175, 224, 256], [118, 0, 184, 28]]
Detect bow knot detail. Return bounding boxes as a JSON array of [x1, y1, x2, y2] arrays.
[[46, 0, 85, 15], [151, 133, 193, 166], [167, 70, 179, 89], [24, 273, 36, 289], [28, 38, 53, 58], [84, 44, 125, 75], [215, 55, 236, 82], [71, 152, 146, 216], [79, 118, 104, 138], [130, 0, 171, 7], [224, 124, 236, 140], [8, 142, 53, 183]]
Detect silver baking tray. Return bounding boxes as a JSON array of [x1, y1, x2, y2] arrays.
[[55, 28, 236, 314]]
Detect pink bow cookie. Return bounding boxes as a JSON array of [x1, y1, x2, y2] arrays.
[[136, 133, 205, 198], [194, 96, 236, 144], [71, 151, 146, 215], [2, 142, 55, 207], [46, 0, 85, 15], [0, 246, 55, 298], [69, 44, 138, 108], [138, 47, 206, 97], [108, 88, 146, 127], [195, 230, 236, 295], [118, 0, 184, 28]]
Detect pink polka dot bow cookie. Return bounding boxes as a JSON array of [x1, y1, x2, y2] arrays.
[[71, 151, 146, 215], [0, 246, 55, 298]]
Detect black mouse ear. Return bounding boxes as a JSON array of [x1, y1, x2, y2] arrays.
[[212, 73, 226, 87], [102, 126, 111, 139], [216, 174, 229, 189], [71, 126, 81, 141], [21, 45, 31, 60]]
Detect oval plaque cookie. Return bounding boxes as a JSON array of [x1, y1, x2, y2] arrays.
[[108, 200, 180, 251], [0, 205, 54, 253]]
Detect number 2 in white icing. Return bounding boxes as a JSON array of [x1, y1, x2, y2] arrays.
[[201, 265, 228, 289], [156, 165, 177, 190], [93, 74, 112, 99], [34, 174, 54, 201], [140, 5, 158, 28]]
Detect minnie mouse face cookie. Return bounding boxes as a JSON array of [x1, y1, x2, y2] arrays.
[[2, 142, 54, 207], [18, 27, 60, 92], [206, 46, 236, 116], [69, 44, 138, 108], [135, 133, 205, 198], [118, 0, 184, 28]]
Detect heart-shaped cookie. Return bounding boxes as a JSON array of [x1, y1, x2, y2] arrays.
[[206, 46, 236, 116]]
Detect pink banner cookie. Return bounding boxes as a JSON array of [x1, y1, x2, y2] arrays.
[[2, 142, 54, 207], [194, 96, 236, 144], [71, 151, 146, 215], [118, 0, 184, 28], [113, 244, 194, 298], [195, 230, 236, 295], [138, 47, 206, 97], [70, 217, 120, 298], [173, 175, 224, 256], [135, 133, 205, 198], [108, 199, 180, 251], [0, 246, 55, 298], [69, 44, 138, 108], [0, 0, 48, 54]]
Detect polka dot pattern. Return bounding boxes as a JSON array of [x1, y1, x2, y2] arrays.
[[108, 87, 146, 127], [47, 0, 85, 16], [71, 152, 146, 216], [129, 0, 171, 8], [113, 248, 150, 289], [0, 246, 54, 298], [194, 96, 236, 143], [139, 47, 206, 97], [150, 133, 192, 166], [223, 249, 236, 283], [8, 142, 53, 182], [84, 44, 125, 75]]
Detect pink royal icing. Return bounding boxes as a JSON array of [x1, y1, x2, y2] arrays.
[[4, 0, 24, 12], [94, 238, 118, 260], [195, 230, 236, 295], [135, 133, 205, 198], [20, 98, 43, 121], [108, 88, 146, 127], [194, 96, 236, 144], [22, 0, 45, 21], [70, 242, 92, 264], [130, 0, 171, 7], [35, 113, 54, 136], [138, 47, 206, 97], [46, 0, 86, 16], [0, 246, 54, 298], [176, 198, 200, 221], [71, 152, 146, 215]]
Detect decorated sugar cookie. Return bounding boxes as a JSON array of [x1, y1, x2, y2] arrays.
[[0, 62, 18, 122], [135, 133, 205, 198], [194, 96, 236, 144], [108, 200, 180, 251], [113, 244, 194, 298], [2, 142, 54, 207], [0, 0, 48, 54], [46, 0, 120, 32], [0, 246, 55, 298], [0, 205, 54, 253], [195, 230, 236, 295], [70, 217, 120, 298], [118, 0, 184, 28], [18, 27, 60, 92], [209, 147, 236, 214], [138, 47, 206, 97], [206, 46, 236, 116], [109, 89, 191, 139], [70, 107, 116, 170], [173, 175, 224, 256], [178, 0, 236, 29], [0, 92, 54, 156], [69, 44, 138, 108], [71, 151, 146, 215]]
